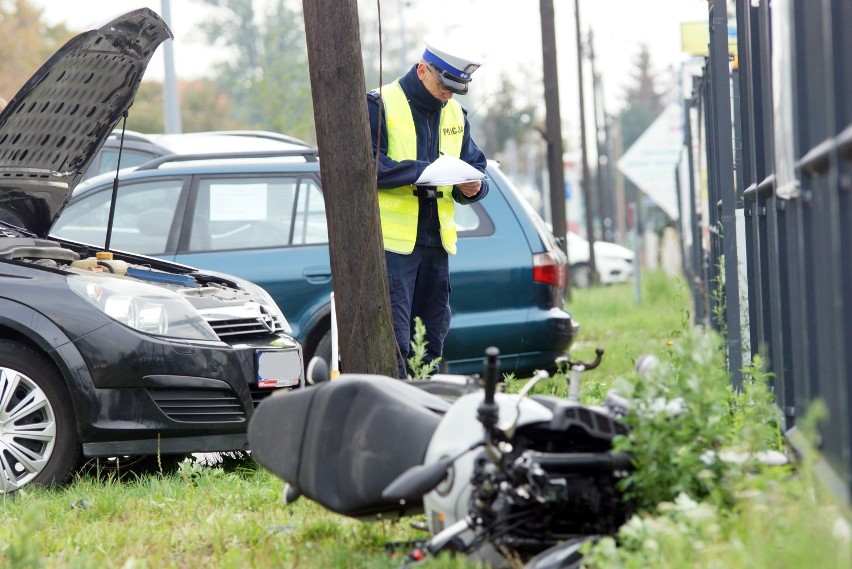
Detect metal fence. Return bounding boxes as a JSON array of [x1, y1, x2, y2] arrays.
[[678, 0, 850, 502]]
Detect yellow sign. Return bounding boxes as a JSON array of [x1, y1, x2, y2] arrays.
[[680, 21, 739, 69], [681, 22, 709, 56]]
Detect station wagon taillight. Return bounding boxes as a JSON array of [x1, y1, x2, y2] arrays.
[[533, 251, 566, 288]]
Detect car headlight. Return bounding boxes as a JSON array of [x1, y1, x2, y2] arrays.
[[67, 274, 220, 341]]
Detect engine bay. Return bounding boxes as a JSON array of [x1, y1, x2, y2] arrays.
[[0, 236, 255, 305]]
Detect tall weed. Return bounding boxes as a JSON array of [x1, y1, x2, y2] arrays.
[[608, 328, 787, 511], [582, 324, 850, 569], [583, 403, 850, 569], [407, 316, 441, 379]]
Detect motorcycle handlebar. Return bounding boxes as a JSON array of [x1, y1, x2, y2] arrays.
[[477, 347, 501, 450], [523, 451, 632, 474], [483, 347, 499, 406], [567, 347, 605, 371]]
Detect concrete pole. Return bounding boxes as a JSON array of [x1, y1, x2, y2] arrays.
[[161, 0, 182, 134]]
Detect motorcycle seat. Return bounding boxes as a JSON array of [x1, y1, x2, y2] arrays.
[[249, 374, 450, 519]]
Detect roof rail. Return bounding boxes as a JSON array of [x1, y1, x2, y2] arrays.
[[136, 148, 319, 170], [106, 129, 158, 143], [190, 130, 311, 147]]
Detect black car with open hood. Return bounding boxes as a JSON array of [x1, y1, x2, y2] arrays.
[[0, 9, 303, 493]]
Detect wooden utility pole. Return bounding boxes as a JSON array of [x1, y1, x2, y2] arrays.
[[539, 0, 569, 296], [302, 0, 397, 376], [574, 0, 597, 284], [589, 31, 610, 241], [613, 118, 627, 244]]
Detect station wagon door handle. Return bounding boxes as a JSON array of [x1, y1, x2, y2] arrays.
[[302, 266, 332, 284]]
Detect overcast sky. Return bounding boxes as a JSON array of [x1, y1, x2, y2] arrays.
[[33, 0, 710, 125]]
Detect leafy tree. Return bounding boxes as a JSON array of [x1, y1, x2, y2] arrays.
[[357, 0, 423, 92], [616, 44, 667, 226], [123, 79, 244, 134], [618, 44, 664, 151], [196, 0, 315, 143], [180, 79, 246, 132], [124, 83, 165, 133], [475, 71, 541, 162], [0, 0, 74, 101], [192, 0, 424, 143]]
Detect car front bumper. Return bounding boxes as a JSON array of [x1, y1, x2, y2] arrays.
[[67, 321, 303, 456]]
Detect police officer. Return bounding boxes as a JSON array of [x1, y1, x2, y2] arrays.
[[367, 41, 489, 378]]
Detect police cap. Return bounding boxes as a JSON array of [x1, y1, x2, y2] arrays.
[[422, 41, 482, 95]]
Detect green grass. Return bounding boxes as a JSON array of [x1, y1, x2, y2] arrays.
[[0, 272, 847, 568], [0, 464, 442, 569], [510, 271, 691, 404], [567, 272, 690, 381]]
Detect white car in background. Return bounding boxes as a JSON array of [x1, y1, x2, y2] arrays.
[[567, 232, 635, 288]]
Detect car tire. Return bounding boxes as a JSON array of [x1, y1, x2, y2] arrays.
[[0, 340, 81, 493], [314, 330, 334, 370], [570, 263, 592, 289]]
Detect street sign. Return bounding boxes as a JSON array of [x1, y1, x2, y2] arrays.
[[617, 103, 683, 220]]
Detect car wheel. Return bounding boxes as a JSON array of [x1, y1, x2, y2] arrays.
[[314, 330, 333, 370], [0, 340, 81, 493], [571, 263, 592, 289]]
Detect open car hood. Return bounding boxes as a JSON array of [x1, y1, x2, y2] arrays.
[[0, 9, 172, 237]]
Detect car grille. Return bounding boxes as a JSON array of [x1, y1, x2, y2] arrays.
[[248, 384, 298, 407], [148, 389, 246, 423], [207, 316, 286, 340]]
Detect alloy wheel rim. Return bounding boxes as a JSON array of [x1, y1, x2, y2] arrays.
[[0, 367, 56, 492]]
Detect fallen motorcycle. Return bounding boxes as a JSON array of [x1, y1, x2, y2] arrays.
[[248, 348, 633, 568]]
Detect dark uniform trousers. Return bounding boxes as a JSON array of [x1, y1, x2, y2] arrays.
[[386, 245, 451, 378]]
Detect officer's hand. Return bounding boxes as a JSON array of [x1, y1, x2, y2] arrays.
[[457, 180, 481, 198]]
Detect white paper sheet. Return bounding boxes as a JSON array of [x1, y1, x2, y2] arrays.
[[414, 154, 486, 186]]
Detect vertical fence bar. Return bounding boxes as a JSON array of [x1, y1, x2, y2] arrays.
[[753, 0, 797, 422], [747, 1, 777, 394], [734, 0, 760, 360], [708, 2, 743, 386], [794, 0, 848, 499], [830, 0, 852, 502], [683, 98, 708, 326], [704, 72, 721, 332]]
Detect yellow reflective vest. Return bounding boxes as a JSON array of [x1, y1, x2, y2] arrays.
[[376, 79, 465, 255]]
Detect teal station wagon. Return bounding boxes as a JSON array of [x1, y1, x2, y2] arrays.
[[52, 132, 578, 376]]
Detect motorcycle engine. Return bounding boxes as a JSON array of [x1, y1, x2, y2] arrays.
[[423, 392, 632, 561]]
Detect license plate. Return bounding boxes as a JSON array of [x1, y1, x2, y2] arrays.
[[256, 350, 302, 388]]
